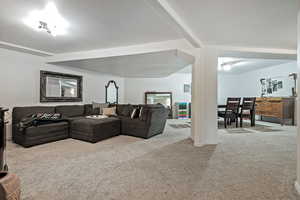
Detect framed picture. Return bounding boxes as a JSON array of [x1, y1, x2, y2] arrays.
[[272, 80, 278, 92], [278, 81, 283, 89], [184, 84, 191, 93], [266, 78, 272, 94]]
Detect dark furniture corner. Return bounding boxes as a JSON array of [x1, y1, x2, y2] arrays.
[[0, 108, 8, 171], [239, 97, 256, 127], [218, 97, 241, 128], [255, 97, 295, 126], [118, 104, 169, 139]]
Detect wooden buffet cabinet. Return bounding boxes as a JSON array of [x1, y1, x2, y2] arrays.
[[255, 97, 295, 125]]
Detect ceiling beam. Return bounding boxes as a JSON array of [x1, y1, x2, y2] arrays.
[[145, 0, 203, 48], [0, 41, 54, 57], [212, 45, 297, 60], [47, 39, 195, 63]]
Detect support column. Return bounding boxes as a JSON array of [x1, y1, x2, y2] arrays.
[[295, 11, 300, 194], [191, 47, 218, 146]]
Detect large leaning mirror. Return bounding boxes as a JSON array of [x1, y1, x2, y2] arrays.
[[105, 80, 119, 104], [40, 70, 83, 102]]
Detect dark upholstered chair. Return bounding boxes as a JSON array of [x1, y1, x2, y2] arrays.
[[239, 97, 256, 127], [218, 97, 241, 128]]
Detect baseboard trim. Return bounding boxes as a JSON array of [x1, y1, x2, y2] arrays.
[[295, 181, 300, 195]]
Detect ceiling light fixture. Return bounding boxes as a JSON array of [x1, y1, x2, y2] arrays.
[[223, 64, 232, 71], [23, 2, 69, 37], [218, 57, 249, 72]]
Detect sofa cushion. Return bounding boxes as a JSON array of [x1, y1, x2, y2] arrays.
[[116, 104, 134, 117], [55, 105, 85, 117], [12, 106, 55, 125], [66, 116, 86, 122], [25, 122, 69, 138], [92, 102, 109, 115], [84, 104, 100, 116], [103, 107, 116, 116], [71, 117, 120, 133], [120, 117, 148, 136]]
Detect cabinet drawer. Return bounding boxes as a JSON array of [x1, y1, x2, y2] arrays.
[[271, 102, 283, 116]]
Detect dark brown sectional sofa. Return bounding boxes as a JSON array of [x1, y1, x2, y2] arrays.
[[12, 104, 169, 147]]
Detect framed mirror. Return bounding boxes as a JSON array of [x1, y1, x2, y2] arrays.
[[40, 70, 82, 102], [105, 80, 119, 104], [145, 92, 172, 109], [145, 92, 173, 118]]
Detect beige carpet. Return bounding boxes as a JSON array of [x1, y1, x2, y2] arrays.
[[6, 120, 300, 200]]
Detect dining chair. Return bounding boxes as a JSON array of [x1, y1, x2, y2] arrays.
[[218, 97, 241, 128], [239, 97, 256, 127]]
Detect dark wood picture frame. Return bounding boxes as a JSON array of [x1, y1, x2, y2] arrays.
[[105, 80, 119, 104], [40, 70, 83, 102]]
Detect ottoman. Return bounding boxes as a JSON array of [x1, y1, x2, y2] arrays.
[[70, 117, 121, 143]]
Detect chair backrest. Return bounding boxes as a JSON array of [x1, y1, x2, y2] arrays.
[[241, 97, 256, 111], [226, 97, 241, 114]]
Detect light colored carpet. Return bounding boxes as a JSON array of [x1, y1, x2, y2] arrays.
[[6, 120, 300, 200]]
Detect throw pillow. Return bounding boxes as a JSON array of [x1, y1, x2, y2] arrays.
[[139, 107, 143, 118], [36, 113, 62, 121], [130, 108, 140, 119], [92, 102, 109, 115], [103, 107, 116, 116]]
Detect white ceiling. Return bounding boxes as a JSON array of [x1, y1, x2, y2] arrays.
[[0, 0, 298, 54], [178, 58, 295, 75], [167, 0, 299, 49], [219, 58, 295, 74], [0, 0, 181, 54], [0, 0, 298, 78], [48, 50, 194, 78]]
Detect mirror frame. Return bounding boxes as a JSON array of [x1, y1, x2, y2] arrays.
[[105, 80, 119, 104], [40, 70, 83, 102]]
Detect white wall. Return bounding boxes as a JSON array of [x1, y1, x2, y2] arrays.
[[0, 48, 125, 137], [218, 74, 242, 104], [296, 10, 300, 194], [0, 48, 125, 110], [124, 72, 191, 104], [218, 61, 298, 104]]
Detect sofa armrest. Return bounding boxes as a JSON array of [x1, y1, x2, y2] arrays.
[[145, 108, 169, 136]]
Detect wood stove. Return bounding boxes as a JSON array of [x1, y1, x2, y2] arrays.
[[0, 108, 8, 171]]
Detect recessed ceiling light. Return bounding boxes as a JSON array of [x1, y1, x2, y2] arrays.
[[23, 2, 69, 37]]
